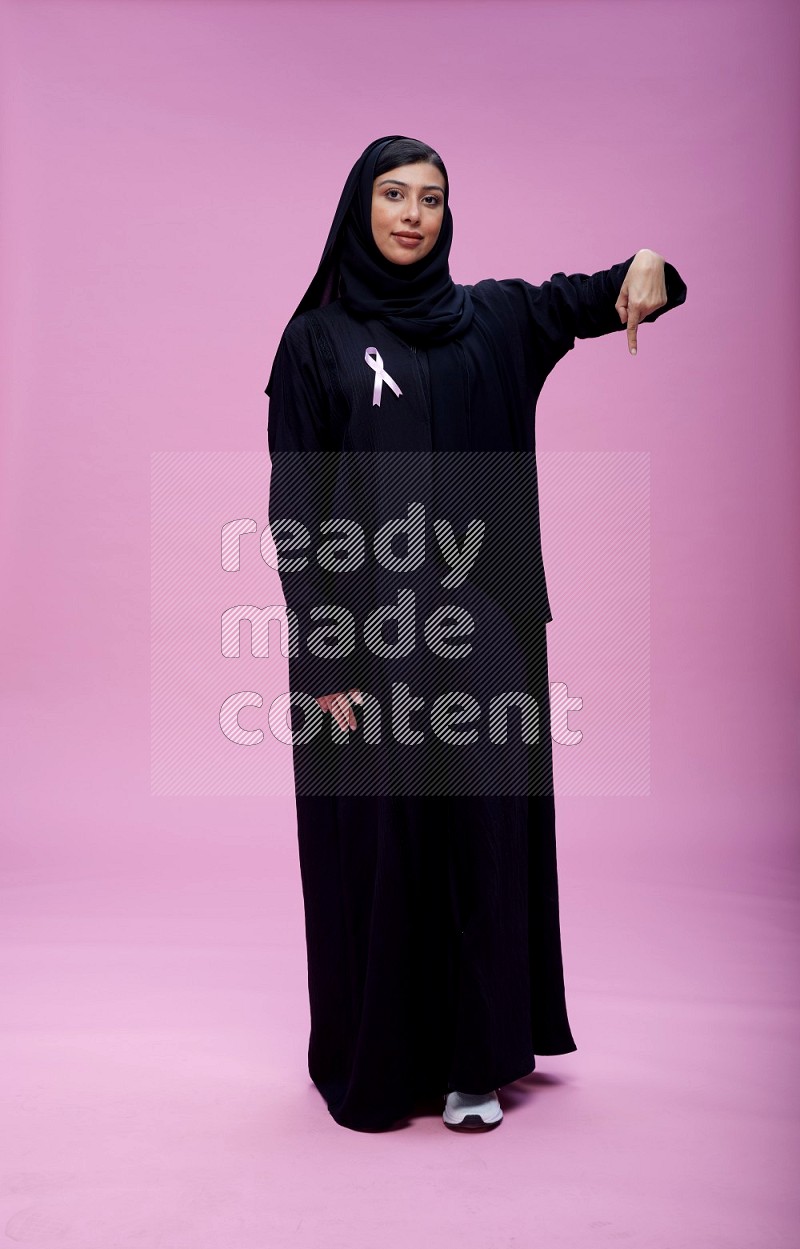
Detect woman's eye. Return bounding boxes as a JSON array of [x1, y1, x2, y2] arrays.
[[384, 189, 441, 207]]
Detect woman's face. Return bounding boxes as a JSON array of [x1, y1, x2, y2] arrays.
[[370, 162, 445, 264]]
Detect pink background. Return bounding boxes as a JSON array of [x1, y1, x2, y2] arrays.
[[1, 0, 797, 1245]]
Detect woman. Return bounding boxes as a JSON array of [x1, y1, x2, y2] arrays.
[[265, 135, 687, 1133]]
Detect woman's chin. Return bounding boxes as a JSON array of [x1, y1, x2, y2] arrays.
[[378, 240, 431, 265]]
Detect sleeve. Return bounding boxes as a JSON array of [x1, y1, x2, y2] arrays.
[[266, 321, 355, 700], [499, 254, 688, 373]]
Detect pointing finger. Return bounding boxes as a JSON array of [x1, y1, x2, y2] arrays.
[[626, 308, 640, 356]]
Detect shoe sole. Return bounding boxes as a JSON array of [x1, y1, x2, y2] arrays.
[[443, 1112, 503, 1132]]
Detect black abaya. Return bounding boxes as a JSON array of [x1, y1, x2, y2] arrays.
[[267, 254, 688, 1130]]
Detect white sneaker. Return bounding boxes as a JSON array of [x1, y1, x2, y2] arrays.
[[443, 1089, 503, 1131]]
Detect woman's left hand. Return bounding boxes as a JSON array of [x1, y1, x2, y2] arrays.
[[616, 250, 668, 356]]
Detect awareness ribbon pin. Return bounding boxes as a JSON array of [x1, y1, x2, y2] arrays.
[[364, 347, 402, 407]]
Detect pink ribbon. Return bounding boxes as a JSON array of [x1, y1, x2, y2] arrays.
[[364, 347, 402, 407]]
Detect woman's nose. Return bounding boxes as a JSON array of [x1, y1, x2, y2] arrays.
[[403, 200, 421, 222]]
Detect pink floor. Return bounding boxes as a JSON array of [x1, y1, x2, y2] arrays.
[[1, 811, 796, 1247]]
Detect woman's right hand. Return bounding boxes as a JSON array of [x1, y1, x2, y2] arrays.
[[315, 688, 363, 732]]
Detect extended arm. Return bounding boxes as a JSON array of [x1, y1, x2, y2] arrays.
[[500, 250, 688, 374]]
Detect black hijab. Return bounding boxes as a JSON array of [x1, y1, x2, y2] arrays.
[[264, 135, 475, 447]]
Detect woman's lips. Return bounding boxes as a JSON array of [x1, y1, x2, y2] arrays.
[[393, 234, 423, 248]]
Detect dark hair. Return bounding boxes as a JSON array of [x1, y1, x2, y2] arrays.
[[373, 138, 448, 192]]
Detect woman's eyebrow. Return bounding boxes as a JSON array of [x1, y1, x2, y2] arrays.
[[376, 179, 445, 193]]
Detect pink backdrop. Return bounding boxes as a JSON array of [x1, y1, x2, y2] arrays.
[[1, 0, 797, 1245]]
